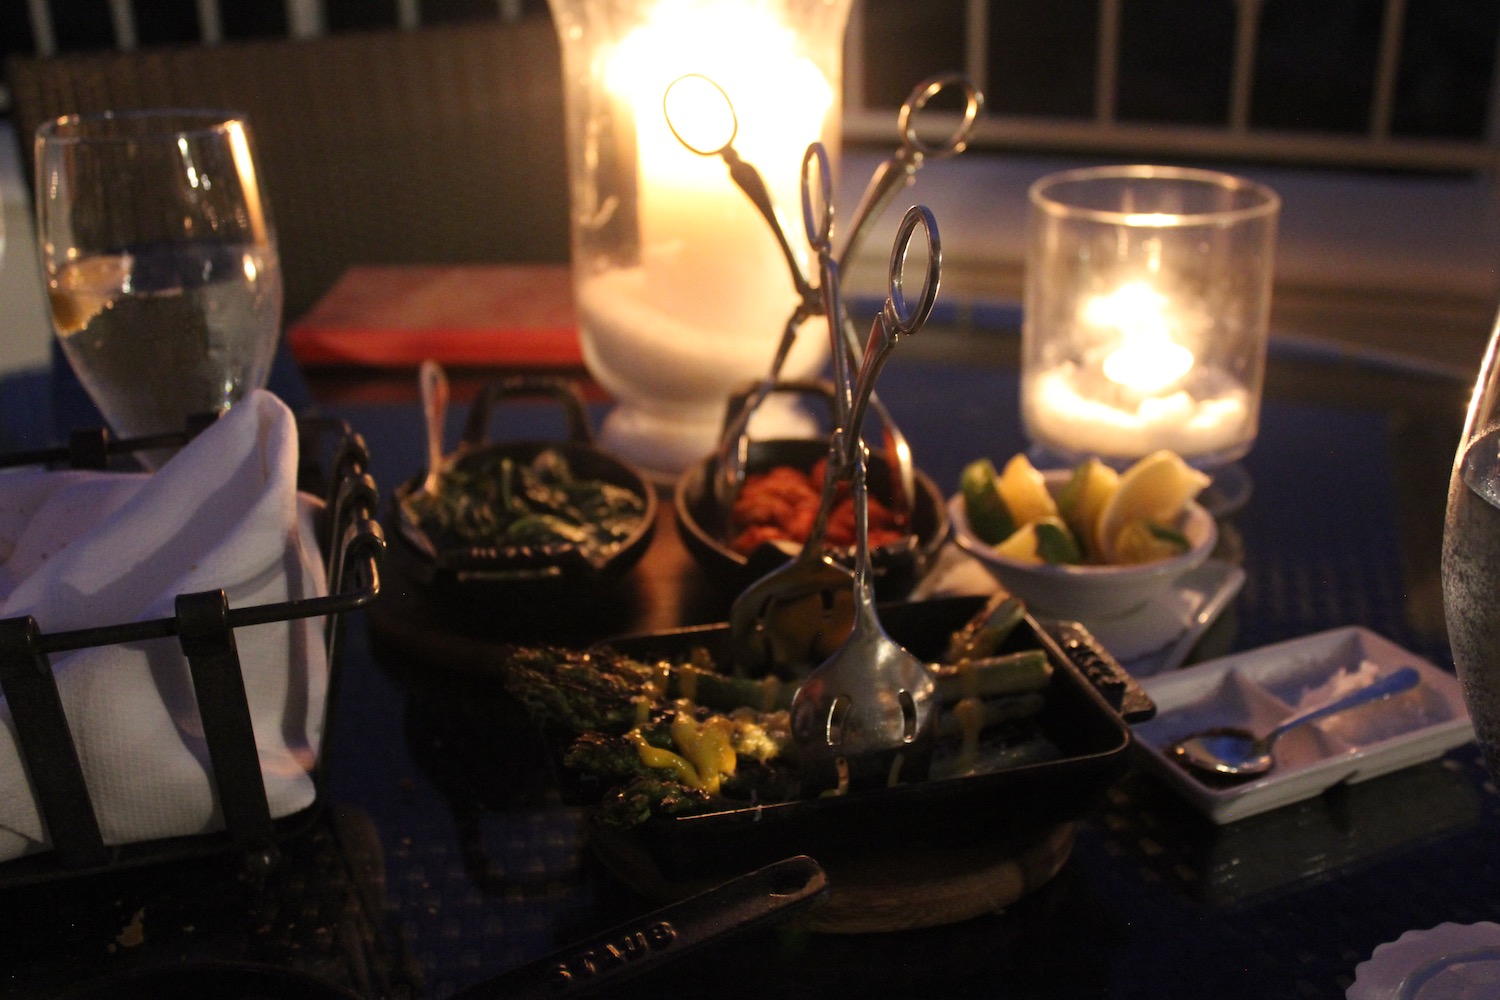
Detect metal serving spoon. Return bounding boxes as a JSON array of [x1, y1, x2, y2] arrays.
[[418, 358, 450, 497], [1169, 665, 1421, 780], [788, 202, 942, 794]]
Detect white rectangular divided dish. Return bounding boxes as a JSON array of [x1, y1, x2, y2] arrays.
[[1133, 627, 1474, 824]]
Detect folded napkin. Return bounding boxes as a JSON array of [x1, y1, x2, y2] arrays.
[[0, 390, 327, 862]]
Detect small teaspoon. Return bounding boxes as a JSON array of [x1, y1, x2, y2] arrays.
[[1168, 665, 1422, 781]]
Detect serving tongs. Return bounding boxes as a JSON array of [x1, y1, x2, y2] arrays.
[[788, 195, 943, 794], [665, 72, 981, 516], [727, 146, 864, 677], [727, 142, 943, 790]]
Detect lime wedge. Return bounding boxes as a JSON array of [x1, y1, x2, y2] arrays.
[[960, 459, 1016, 545], [1034, 517, 1082, 564]]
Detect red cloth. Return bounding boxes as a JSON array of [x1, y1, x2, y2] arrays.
[[286, 264, 580, 368]]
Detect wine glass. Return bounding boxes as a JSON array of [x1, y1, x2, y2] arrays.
[[34, 110, 282, 461], [1442, 315, 1500, 778]]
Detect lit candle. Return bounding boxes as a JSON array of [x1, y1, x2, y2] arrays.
[[1090, 282, 1194, 395], [1024, 279, 1253, 461], [1020, 165, 1277, 471], [573, 1, 835, 475]]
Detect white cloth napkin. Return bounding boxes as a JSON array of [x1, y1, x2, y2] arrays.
[[0, 390, 328, 862]]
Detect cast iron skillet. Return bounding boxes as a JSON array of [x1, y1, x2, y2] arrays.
[[390, 376, 657, 593], [595, 596, 1154, 882], [674, 379, 948, 599]]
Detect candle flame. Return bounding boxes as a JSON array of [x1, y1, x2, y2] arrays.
[[1102, 341, 1194, 393], [1084, 282, 1195, 394]]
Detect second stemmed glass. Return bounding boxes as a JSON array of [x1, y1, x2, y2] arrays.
[[1443, 311, 1500, 781], [34, 110, 282, 460]]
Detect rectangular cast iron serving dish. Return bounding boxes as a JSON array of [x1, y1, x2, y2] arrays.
[[592, 595, 1155, 882]]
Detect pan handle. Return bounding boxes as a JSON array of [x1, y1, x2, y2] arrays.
[[450, 855, 828, 1000], [460, 376, 594, 449]]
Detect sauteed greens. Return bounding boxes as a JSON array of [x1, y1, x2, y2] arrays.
[[403, 447, 646, 561], [502, 594, 1065, 829]]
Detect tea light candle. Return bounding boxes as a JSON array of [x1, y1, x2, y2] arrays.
[[1020, 166, 1279, 468], [1024, 279, 1254, 460], [1026, 360, 1253, 460]]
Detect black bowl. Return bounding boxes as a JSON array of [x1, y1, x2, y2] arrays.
[[674, 438, 948, 600], [389, 376, 656, 594]]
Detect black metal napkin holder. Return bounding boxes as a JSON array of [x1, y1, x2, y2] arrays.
[[0, 415, 384, 886]]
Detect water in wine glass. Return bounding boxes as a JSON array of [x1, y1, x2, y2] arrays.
[[1444, 423, 1500, 777], [35, 110, 282, 462], [49, 241, 281, 441]]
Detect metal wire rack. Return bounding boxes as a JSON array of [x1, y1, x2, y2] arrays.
[[0, 414, 385, 886]]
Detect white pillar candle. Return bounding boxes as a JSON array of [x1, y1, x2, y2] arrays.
[[575, 1, 836, 476]]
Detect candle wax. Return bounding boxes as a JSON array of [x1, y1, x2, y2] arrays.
[[1024, 361, 1253, 462]]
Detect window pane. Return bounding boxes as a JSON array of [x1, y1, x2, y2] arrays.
[[326, 0, 402, 32], [1252, 0, 1382, 133], [859, 0, 967, 110], [987, 0, 1097, 118], [52, 0, 116, 52], [1, 0, 36, 59], [1117, 0, 1235, 125], [1393, 0, 1500, 139], [421, 0, 508, 23], [221, 0, 289, 40], [136, 0, 203, 46]]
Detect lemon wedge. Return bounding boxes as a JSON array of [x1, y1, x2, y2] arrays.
[[1111, 519, 1192, 564], [994, 516, 1080, 565], [996, 453, 1058, 526], [1056, 457, 1119, 561], [49, 254, 130, 335], [1095, 450, 1210, 562]]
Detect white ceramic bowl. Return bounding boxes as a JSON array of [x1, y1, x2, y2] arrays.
[[948, 469, 1217, 621]]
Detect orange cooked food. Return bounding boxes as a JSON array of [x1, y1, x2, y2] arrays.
[[728, 459, 907, 556]]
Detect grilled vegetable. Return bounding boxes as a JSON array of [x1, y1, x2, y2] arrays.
[[499, 600, 1064, 829], [502, 645, 659, 735]]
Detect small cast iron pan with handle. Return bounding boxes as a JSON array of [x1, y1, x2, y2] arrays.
[[390, 375, 657, 594]]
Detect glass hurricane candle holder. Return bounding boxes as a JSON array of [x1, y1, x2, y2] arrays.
[[547, 0, 852, 480], [1020, 165, 1279, 471]]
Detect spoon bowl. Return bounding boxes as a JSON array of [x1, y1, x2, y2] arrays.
[[1169, 665, 1421, 780]]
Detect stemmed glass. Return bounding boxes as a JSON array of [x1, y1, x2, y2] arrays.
[[1442, 315, 1500, 778], [34, 110, 282, 460]]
